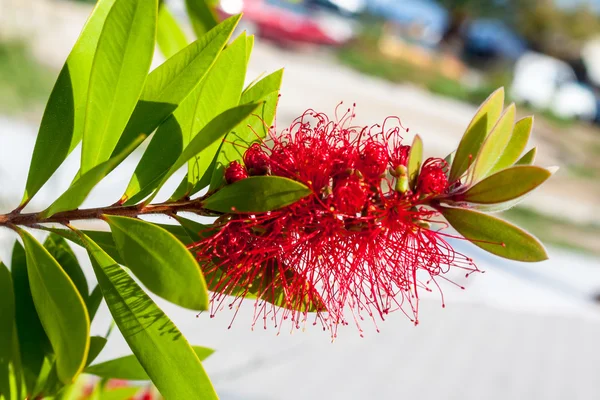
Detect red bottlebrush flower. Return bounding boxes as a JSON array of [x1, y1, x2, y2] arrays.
[[224, 160, 248, 184], [244, 143, 271, 175], [417, 158, 449, 195], [192, 107, 480, 337]]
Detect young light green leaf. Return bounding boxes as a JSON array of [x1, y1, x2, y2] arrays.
[[80, 0, 157, 173], [246, 34, 255, 63], [449, 88, 505, 182], [105, 215, 209, 310], [0, 262, 16, 400], [16, 229, 90, 384], [439, 206, 548, 262], [80, 232, 218, 399], [146, 102, 261, 204], [97, 387, 141, 400], [185, 0, 219, 38], [112, 14, 241, 159], [42, 135, 145, 218], [460, 166, 552, 204], [11, 242, 50, 395], [21, 0, 117, 206], [208, 69, 283, 190], [469, 103, 516, 182], [44, 234, 89, 299], [85, 336, 108, 367], [515, 147, 537, 166], [85, 346, 214, 380], [407, 135, 423, 189], [203, 176, 312, 213], [157, 5, 188, 58], [489, 116, 533, 174]]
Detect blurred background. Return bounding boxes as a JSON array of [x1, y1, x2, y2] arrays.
[[1, 0, 600, 398]]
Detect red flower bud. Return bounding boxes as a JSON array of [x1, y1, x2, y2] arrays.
[[224, 161, 248, 184], [243, 143, 271, 175], [417, 158, 449, 195]]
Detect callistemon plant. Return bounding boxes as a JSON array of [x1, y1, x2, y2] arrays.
[[0, 0, 555, 398]]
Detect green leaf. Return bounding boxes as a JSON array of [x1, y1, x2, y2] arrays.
[[208, 69, 283, 190], [42, 136, 145, 218], [85, 346, 214, 380], [185, 0, 219, 38], [80, 0, 157, 174], [113, 14, 241, 174], [44, 234, 89, 299], [86, 285, 104, 322], [407, 135, 423, 189], [515, 147, 537, 166], [105, 215, 209, 310], [203, 176, 311, 213], [0, 263, 16, 400], [80, 232, 218, 399], [157, 5, 188, 58], [172, 216, 206, 242], [439, 206, 548, 262], [98, 387, 141, 400], [460, 166, 553, 204], [489, 116, 533, 174], [146, 102, 261, 204], [11, 242, 50, 395], [16, 229, 90, 384], [21, 0, 117, 205], [43, 228, 124, 265], [449, 88, 505, 182], [85, 336, 108, 367], [469, 103, 516, 182]]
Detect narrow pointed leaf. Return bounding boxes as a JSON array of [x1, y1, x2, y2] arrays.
[[470, 104, 516, 182], [43, 136, 145, 218], [85, 336, 108, 367], [185, 0, 219, 38], [80, 233, 218, 399], [407, 135, 423, 189], [461, 166, 552, 204], [450, 88, 505, 181], [16, 229, 90, 384], [85, 346, 214, 380], [439, 206, 548, 262], [157, 5, 188, 58], [0, 263, 16, 400], [515, 147, 537, 166], [21, 0, 117, 205], [80, 0, 157, 173], [105, 215, 209, 310], [42, 228, 124, 265], [44, 234, 89, 299], [489, 116, 533, 174], [203, 176, 311, 213], [86, 285, 104, 322]]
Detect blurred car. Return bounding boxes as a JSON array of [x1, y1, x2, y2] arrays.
[[218, 0, 356, 46], [464, 19, 526, 62]]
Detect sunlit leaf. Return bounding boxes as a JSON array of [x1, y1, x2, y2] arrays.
[[42, 227, 124, 265], [85, 346, 214, 380], [489, 116, 533, 174], [85, 336, 108, 367], [157, 5, 188, 58], [407, 134, 423, 189], [80, 232, 218, 399], [105, 215, 209, 310], [449, 88, 505, 182], [44, 234, 89, 299], [21, 0, 117, 205], [81, 0, 157, 173], [515, 147, 537, 166], [0, 262, 16, 400], [439, 206, 548, 262], [185, 0, 219, 38], [16, 229, 90, 384], [203, 176, 311, 213], [86, 285, 104, 322]]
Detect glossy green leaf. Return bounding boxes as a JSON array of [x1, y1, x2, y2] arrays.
[[439, 206, 548, 262], [246, 34, 255, 63], [157, 5, 188, 58], [16, 229, 90, 384], [105, 215, 209, 310], [43, 228, 124, 265], [86, 346, 214, 380], [113, 14, 241, 179], [98, 387, 141, 400], [80, 0, 157, 173], [449, 88, 505, 182], [407, 135, 423, 189], [11, 242, 51, 395], [172, 215, 207, 242], [185, 0, 218, 38], [86, 285, 104, 322], [21, 0, 117, 205], [42, 136, 145, 218], [146, 102, 261, 204], [155, 222, 199, 244], [85, 336, 108, 367], [44, 234, 89, 299], [515, 147, 537, 166], [461, 166, 552, 204], [208, 69, 283, 190], [80, 233, 218, 399], [469, 103, 516, 182], [203, 176, 311, 213], [489, 116, 533, 174], [0, 263, 16, 400]]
